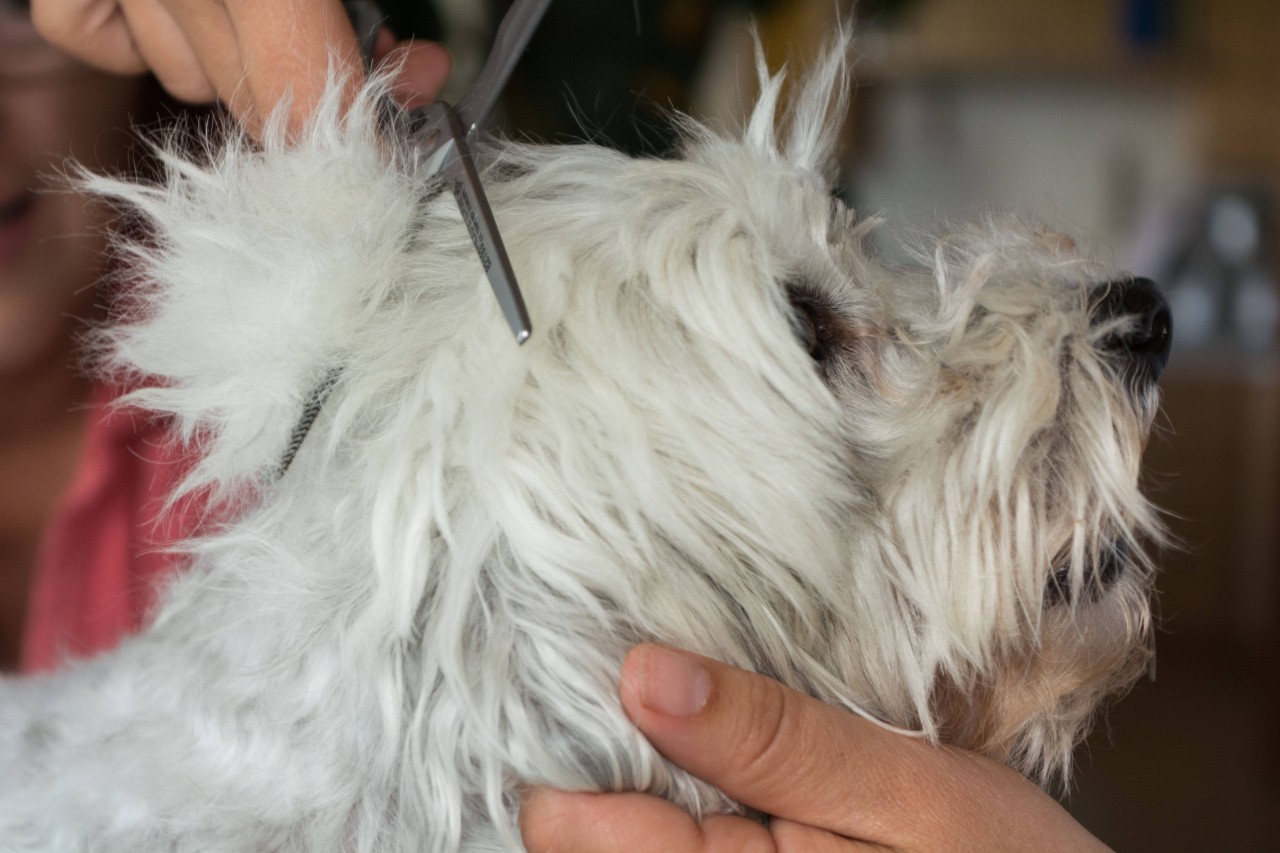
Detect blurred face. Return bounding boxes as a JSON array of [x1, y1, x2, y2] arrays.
[[0, 10, 144, 378]]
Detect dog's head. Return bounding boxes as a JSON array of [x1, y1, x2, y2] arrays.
[[97, 36, 1167, 790], [468, 45, 1168, 780]]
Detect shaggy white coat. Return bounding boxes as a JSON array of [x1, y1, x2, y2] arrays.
[[0, 38, 1161, 852]]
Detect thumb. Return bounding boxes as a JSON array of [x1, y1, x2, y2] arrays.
[[618, 644, 1108, 852], [619, 644, 908, 841]]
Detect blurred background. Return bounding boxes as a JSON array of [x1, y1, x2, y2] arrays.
[[399, 0, 1275, 848]]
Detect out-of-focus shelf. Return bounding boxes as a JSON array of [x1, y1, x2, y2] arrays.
[[851, 29, 1200, 86], [1162, 348, 1280, 384], [848, 0, 1280, 183]]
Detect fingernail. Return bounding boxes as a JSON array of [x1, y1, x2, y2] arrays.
[[638, 646, 711, 717]]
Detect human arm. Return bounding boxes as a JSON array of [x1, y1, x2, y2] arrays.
[[521, 644, 1112, 852]]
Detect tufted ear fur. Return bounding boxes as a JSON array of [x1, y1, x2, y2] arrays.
[[740, 26, 852, 182], [85, 72, 418, 504]]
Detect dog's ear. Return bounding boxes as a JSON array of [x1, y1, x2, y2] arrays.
[[743, 25, 852, 183], [87, 73, 417, 502]]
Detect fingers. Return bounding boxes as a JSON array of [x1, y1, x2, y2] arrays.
[[31, 0, 451, 136], [617, 644, 925, 843], [30, 0, 359, 130], [30, 0, 148, 75], [770, 818, 887, 853], [378, 40, 451, 110], [369, 29, 452, 111], [520, 790, 883, 853], [116, 0, 226, 104], [618, 645, 1109, 851], [222, 0, 362, 132], [523, 646, 1108, 853], [521, 789, 772, 853]]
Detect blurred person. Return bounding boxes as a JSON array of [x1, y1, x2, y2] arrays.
[[2, 0, 447, 673], [0, 1, 180, 672], [15, 2, 1115, 849]]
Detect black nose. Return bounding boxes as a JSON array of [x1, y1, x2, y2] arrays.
[[1091, 277, 1173, 383]]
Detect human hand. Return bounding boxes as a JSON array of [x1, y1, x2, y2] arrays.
[[521, 644, 1111, 852], [30, 0, 449, 134]]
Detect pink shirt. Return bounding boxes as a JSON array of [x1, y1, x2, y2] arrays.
[[21, 386, 194, 673]]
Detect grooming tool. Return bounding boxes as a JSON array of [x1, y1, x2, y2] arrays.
[[407, 0, 553, 344], [273, 0, 550, 482]]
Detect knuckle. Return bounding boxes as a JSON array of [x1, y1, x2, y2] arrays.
[[154, 68, 217, 104], [702, 815, 776, 853], [740, 832, 778, 853], [517, 791, 570, 852], [895, 747, 993, 844], [771, 820, 836, 853], [731, 675, 794, 781]]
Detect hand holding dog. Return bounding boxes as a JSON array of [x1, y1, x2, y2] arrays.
[[522, 644, 1112, 852], [29, 0, 450, 134]]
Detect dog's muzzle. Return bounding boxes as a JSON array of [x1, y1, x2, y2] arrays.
[[1092, 276, 1173, 384]]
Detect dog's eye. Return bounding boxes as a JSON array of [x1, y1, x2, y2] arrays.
[[790, 304, 822, 358], [1044, 540, 1128, 606], [786, 285, 833, 362]]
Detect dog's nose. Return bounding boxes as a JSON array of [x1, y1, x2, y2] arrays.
[[1092, 277, 1173, 382]]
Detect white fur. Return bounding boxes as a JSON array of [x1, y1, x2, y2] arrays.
[[0, 38, 1162, 852]]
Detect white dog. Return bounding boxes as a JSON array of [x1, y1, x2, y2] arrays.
[[0, 36, 1169, 852]]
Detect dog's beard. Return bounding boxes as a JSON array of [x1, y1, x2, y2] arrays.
[[930, 570, 1153, 778]]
